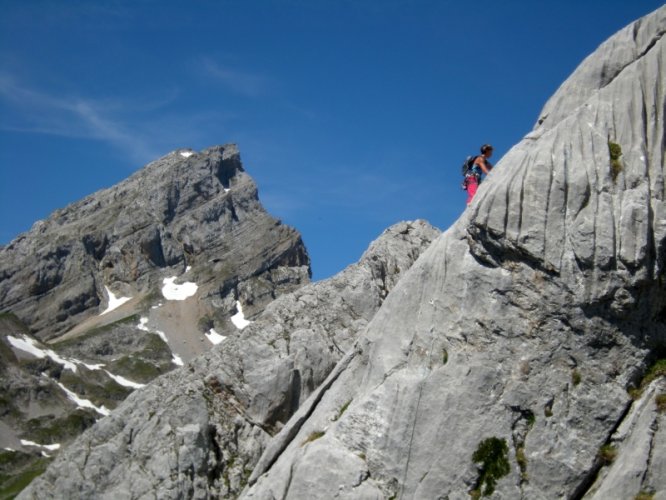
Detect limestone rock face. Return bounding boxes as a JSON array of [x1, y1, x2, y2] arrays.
[[241, 6, 666, 499], [585, 378, 666, 499], [17, 220, 440, 499]]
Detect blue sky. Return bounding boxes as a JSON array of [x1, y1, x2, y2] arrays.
[[1, 0, 663, 280]]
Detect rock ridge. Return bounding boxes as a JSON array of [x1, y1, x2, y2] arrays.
[[17, 220, 440, 499], [240, 6, 666, 499]]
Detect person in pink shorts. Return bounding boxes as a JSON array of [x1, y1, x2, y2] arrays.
[[464, 144, 494, 205]]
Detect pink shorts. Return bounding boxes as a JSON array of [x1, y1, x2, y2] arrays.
[[466, 177, 479, 205]]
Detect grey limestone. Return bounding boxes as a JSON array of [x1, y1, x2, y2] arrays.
[[18, 220, 440, 499], [243, 5, 666, 499]]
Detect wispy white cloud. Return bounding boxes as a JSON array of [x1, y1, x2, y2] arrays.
[[0, 73, 242, 166], [0, 74, 163, 162], [200, 58, 273, 98]]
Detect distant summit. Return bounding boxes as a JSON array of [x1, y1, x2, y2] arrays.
[[0, 144, 310, 344], [0, 144, 311, 493]]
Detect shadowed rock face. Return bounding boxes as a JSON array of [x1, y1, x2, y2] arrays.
[[240, 6, 666, 499], [17, 220, 440, 499], [0, 144, 310, 341]]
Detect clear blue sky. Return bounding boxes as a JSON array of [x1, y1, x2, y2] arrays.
[[1, 0, 662, 280]]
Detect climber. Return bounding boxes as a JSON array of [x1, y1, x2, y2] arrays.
[[463, 144, 494, 205]]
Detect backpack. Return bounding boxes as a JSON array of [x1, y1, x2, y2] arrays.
[[461, 155, 478, 176]]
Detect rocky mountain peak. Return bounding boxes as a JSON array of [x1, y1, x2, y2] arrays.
[[0, 144, 309, 342], [534, 10, 665, 132], [0, 144, 311, 493]]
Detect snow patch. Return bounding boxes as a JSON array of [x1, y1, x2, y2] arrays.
[[7, 335, 77, 372], [172, 353, 184, 366], [155, 330, 168, 343], [162, 277, 198, 301], [138, 317, 168, 342], [20, 440, 61, 453], [7, 335, 47, 359], [101, 286, 132, 315], [180, 151, 195, 158], [231, 301, 251, 330], [82, 362, 105, 371], [137, 317, 150, 332], [205, 328, 226, 345], [104, 370, 145, 389], [185, 266, 192, 273], [55, 381, 110, 416]]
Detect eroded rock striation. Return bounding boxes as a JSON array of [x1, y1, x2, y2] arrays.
[[18, 220, 440, 499], [241, 6, 666, 499]]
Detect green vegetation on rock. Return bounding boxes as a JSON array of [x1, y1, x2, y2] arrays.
[[629, 359, 666, 399], [333, 399, 352, 421], [0, 451, 51, 500], [301, 430, 325, 446], [656, 393, 666, 413], [471, 437, 510, 497], [24, 411, 97, 445], [59, 369, 131, 407], [0, 312, 30, 332], [572, 369, 582, 387], [51, 314, 140, 349], [608, 141, 623, 182], [598, 444, 617, 465], [109, 355, 165, 383], [197, 315, 214, 333]]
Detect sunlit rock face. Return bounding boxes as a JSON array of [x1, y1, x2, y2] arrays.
[[242, 6, 666, 499]]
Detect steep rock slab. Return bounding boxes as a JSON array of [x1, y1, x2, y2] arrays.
[[17, 220, 440, 499], [243, 6, 666, 499], [584, 378, 666, 499], [0, 144, 310, 342]]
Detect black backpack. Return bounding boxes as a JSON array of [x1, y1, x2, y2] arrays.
[[461, 155, 478, 176]]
